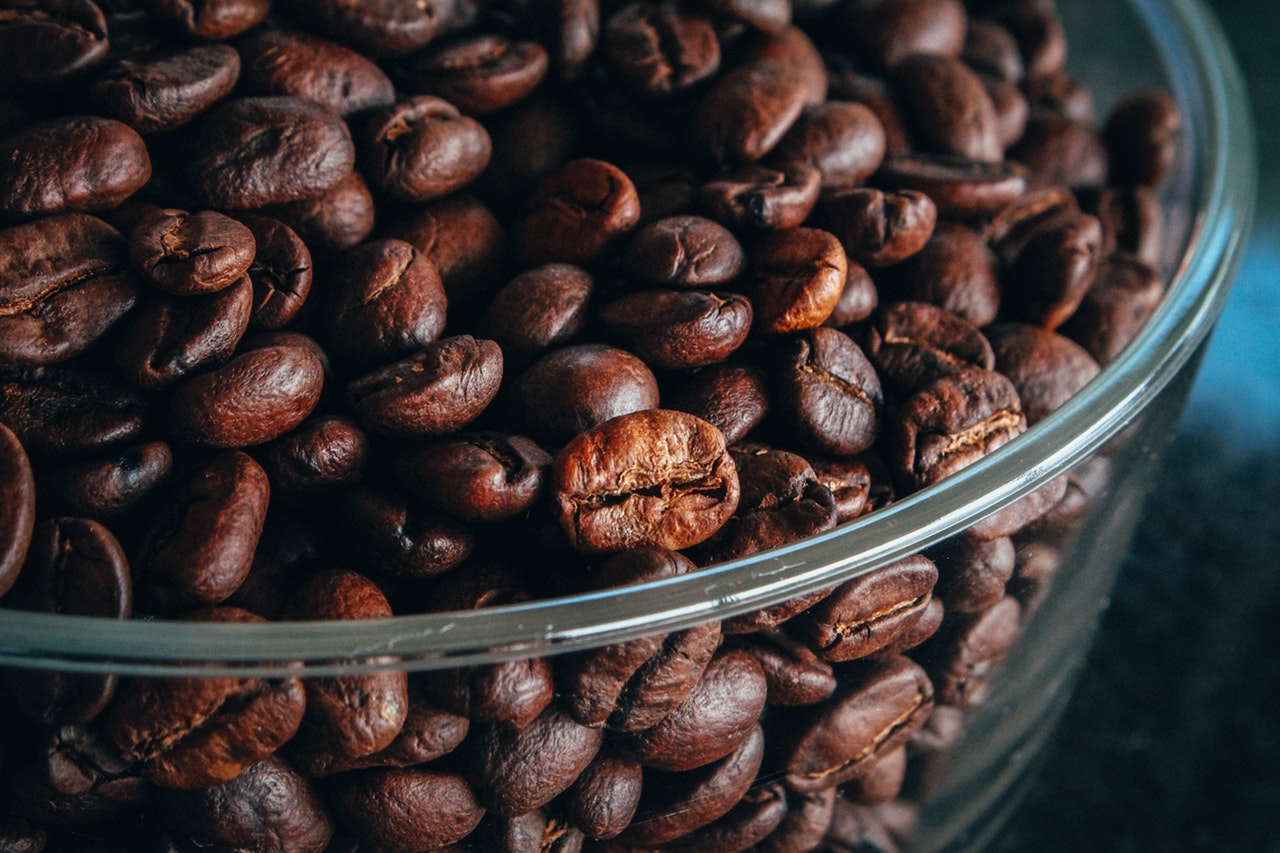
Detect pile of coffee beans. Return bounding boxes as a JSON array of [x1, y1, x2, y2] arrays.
[[0, 0, 1183, 850]]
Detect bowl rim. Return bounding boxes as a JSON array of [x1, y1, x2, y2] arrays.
[[0, 0, 1257, 675]]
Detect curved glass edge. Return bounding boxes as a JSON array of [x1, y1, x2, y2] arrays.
[[0, 0, 1257, 675]]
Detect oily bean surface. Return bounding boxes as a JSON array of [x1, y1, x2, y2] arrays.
[[128, 208, 256, 296], [90, 43, 242, 134], [237, 28, 395, 117]]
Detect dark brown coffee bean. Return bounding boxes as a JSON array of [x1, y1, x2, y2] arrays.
[[535, 0, 600, 82], [105, 606, 306, 789], [37, 441, 173, 520], [698, 162, 821, 232], [478, 264, 594, 366], [1008, 113, 1108, 190], [329, 769, 485, 852], [284, 571, 410, 776], [986, 322, 1101, 425], [286, 0, 443, 56], [324, 688, 470, 773], [985, 73, 1030, 149], [169, 343, 324, 447], [0, 723, 145, 826], [1060, 252, 1164, 366], [147, 0, 269, 40], [114, 276, 254, 390], [1104, 89, 1181, 187], [603, 2, 719, 99], [159, 756, 334, 853], [925, 594, 1021, 707], [783, 655, 934, 793], [621, 215, 745, 288], [929, 533, 1015, 614], [962, 17, 1023, 82], [0, 0, 109, 93], [475, 810, 584, 853], [769, 101, 884, 191], [128, 207, 255, 296], [693, 60, 809, 166], [809, 455, 872, 523], [866, 301, 995, 392], [0, 423, 35, 598], [983, 0, 1066, 78], [514, 158, 641, 268], [790, 554, 937, 662], [666, 363, 769, 445], [552, 409, 739, 554], [666, 782, 787, 852], [398, 34, 549, 115], [2, 519, 130, 724], [0, 214, 138, 367], [774, 326, 883, 456], [90, 43, 241, 134], [360, 96, 491, 202], [466, 704, 604, 816], [876, 221, 1000, 326], [599, 289, 754, 369], [1077, 185, 1165, 268], [824, 57, 913, 154], [893, 367, 1026, 492], [262, 416, 368, 506], [0, 363, 146, 461], [347, 335, 503, 439], [617, 723, 765, 846], [476, 92, 580, 216], [0, 115, 150, 221], [326, 239, 447, 371], [891, 53, 1001, 162], [751, 787, 835, 853], [823, 259, 877, 328], [740, 25, 827, 106], [511, 344, 659, 446], [836, 0, 966, 70], [562, 748, 643, 841], [183, 97, 356, 210], [237, 29, 395, 118], [1001, 210, 1103, 330], [731, 629, 836, 707], [340, 486, 472, 580], [237, 214, 313, 330], [815, 187, 935, 268], [134, 450, 269, 611], [397, 434, 550, 524], [1022, 71, 1094, 122], [874, 153, 1028, 218], [841, 746, 906, 806], [259, 169, 376, 254], [750, 226, 846, 334]]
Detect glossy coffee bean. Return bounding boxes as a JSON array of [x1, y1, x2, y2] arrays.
[[262, 416, 368, 506], [148, 0, 270, 40], [340, 486, 473, 580], [561, 748, 644, 841], [90, 43, 241, 134], [398, 434, 551, 524], [105, 606, 307, 789], [810, 454, 873, 523], [360, 96, 491, 202], [0, 214, 138, 367], [697, 162, 821, 231], [891, 53, 1002, 162], [259, 169, 376, 253], [929, 534, 1016, 614], [1000, 210, 1104, 330], [665, 363, 770, 445], [329, 769, 485, 853], [37, 441, 173, 520], [1060, 252, 1164, 366], [924, 594, 1022, 707], [514, 158, 641, 268], [962, 18, 1023, 83], [0, 723, 146, 826], [750, 226, 847, 334], [731, 629, 836, 707], [875, 221, 1000, 326], [1007, 113, 1108, 190], [1078, 185, 1165, 267], [774, 326, 883, 456], [128, 207, 256, 296], [552, 409, 739, 554], [621, 215, 746, 288], [478, 264, 594, 366], [836, 0, 966, 70], [986, 322, 1101, 425], [866, 301, 995, 391], [238, 214, 313, 330], [0, 423, 35, 597], [292, 0, 445, 57], [323, 687, 470, 773], [0, 0, 109, 93], [397, 34, 549, 115], [816, 187, 936, 268], [0, 363, 146, 461], [598, 288, 754, 369], [693, 60, 809, 166], [770, 100, 886, 190], [874, 153, 1028, 218], [1104, 89, 1181, 187], [603, 2, 720, 99], [237, 29, 395, 118]]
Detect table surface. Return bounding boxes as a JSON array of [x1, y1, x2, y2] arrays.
[[995, 0, 1280, 849]]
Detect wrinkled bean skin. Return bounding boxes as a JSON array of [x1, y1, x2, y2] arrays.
[[398, 34, 549, 115], [239, 214, 313, 330], [38, 441, 174, 519], [360, 96, 492, 202], [621, 215, 745, 288], [329, 768, 485, 852], [514, 158, 641, 269], [816, 188, 936, 268], [0, 363, 146, 461], [398, 434, 551, 523], [866, 300, 995, 392], [237, 29, 395, 118], [0, 0, 109, 93], [562, 748, 644, 840], [91, 44, 241, 135], [552, 409, 739, 554], [0, 422, 35, 597], [340, 486, 473, 580], [262, 416, 368, 506], [697, 162, 822, 232], [598, 289, 754, 369], [774, 327, 883, 456], [603, 2, 720, 100], [750, 226, 847, 334], [129, 208, 256, 296]]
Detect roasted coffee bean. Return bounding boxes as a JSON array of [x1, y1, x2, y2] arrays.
[[478, 264, 594, 366], [476, 92, 580, 216], [283, 0, 443, 56], [666, 363, 769, 445], [893, 367, 1026, 491], [770, 100, 885, 191], [842, 746, 906, 806], [816, 187, 935, 268], [984, 0, 1067, 78], [824, 57, 913, 155], [388, 193, 508, 318], [1060, 252, 1164, 366], [341, 486, 472, 580], [284, 571, 410, 777], [782, 655, 934, 793], [476, 811, 584, 853], [1001, 210, 1103, 330], [986, 322, 1101, 425], [962, 18, 1023, 83], [535, 0, 601, 82], [0, 422, 35, 597], [929, 534, 1015, 614], [876, 221, 1000, 326], [0, 116, 151, 221], [398, 34, 549, 115], [825, 259, 878, 327], [323, 687, 470, 773], [891, 54, 1001, 162], [169, 343, 324, 447], [0, 363, 146, 461], [105, 607, 306, 789], [360, 96, 491, 202], [514, 158, 641, 268], [666, 782, 788, 852], [238, 214, 313, 330], [259, 169, 376, 254], [750, 227, 846, 334], [466, 704, 604, 816], [985, 73, 1031, 149], [836, 0, 966, 70], [790, 554, 937, 662], [731, 629, 836, 707], [602, 2, 720, 99], [621, 215, 745, 288], [740, 26, 827, 105], [2, 519, 130, 725], [237, 29, 396, 118], [38, 441, 173, 520], [0, 0, 109, 93], [397, 434, 551, 523], [159, 756, 334, 853], [552, 409, 739, 554], [562, 747, 644, 841], [874, 153, 1028, 218], [924, 594, 1021, 707], [697, 162, 821, 232], [128, 207, 255, 296], [866, 301, 995, 392], [347, 336, 503, 439], [511, 344, 660, 447], [148, 0, 269, 40], [693, 60, 809, 166], [326, 239, 447, 371], [809, 455, 873, 523], [328, 769, 485, 852], [90, 43, 241, 134], [599, 289, 754, 369], [114, 276, 254, 390], [1104, 89, 1181, 187], [774, 326, 883, 456], [183, 97, 356, 210], [617, 723, 765, 846], [0, 214, 138, 367], [1007, 113, 1108, 190], [1077, 185, 1165, 268], [0, 723, 146, 826], [262, 417, 368, 506], [1022, 71, 1094, 122]]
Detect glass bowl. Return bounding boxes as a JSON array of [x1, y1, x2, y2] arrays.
[[0, 0, 1255, 850]]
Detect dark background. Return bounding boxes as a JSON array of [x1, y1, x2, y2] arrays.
[[996, 1, 1280, 849]]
